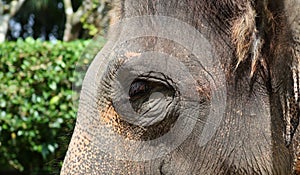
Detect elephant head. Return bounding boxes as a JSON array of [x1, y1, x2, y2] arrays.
[[61, 0, 300, 174]]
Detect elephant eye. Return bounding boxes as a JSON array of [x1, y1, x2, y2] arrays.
[[107, 73, 180, 140], [129, 80, 150, 100], [127, 77, 176, 115]]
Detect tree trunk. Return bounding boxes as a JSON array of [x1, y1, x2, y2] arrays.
[[63, 0, 83, 41], [0, 0, 25, 43], [0, 15, 10, 42]]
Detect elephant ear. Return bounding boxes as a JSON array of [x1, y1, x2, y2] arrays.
[[284, 35, 300, 147], [286, 43, 300, 174], [285, 60, 300, 147], [231, 0, 300, 146], [289, 42, 300, 173]]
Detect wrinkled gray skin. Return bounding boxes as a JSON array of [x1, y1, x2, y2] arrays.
[[62, 0, 300, 174]]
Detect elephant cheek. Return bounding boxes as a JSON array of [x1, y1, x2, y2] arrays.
[[61, 126, 95, 174]]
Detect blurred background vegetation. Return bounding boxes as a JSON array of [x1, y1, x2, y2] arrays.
[[0, 0, 110, 174]]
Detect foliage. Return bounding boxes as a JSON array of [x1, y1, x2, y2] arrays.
[[80, 0, 112, 36], [0, 37, 105, 174]]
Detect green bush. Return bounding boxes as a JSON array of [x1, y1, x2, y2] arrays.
[[0, 37, 105, 174]]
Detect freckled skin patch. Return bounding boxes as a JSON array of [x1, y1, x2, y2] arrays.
[[100, 104, 146, 140], [61, 129, 94, 174]]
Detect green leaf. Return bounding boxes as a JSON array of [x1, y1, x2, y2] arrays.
[[49, 96, 60, 105], [47, 144, 55, 153], [49, 81, 57, 90]]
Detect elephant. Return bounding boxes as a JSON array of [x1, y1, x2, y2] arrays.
[[61, 0, 300, 174]]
